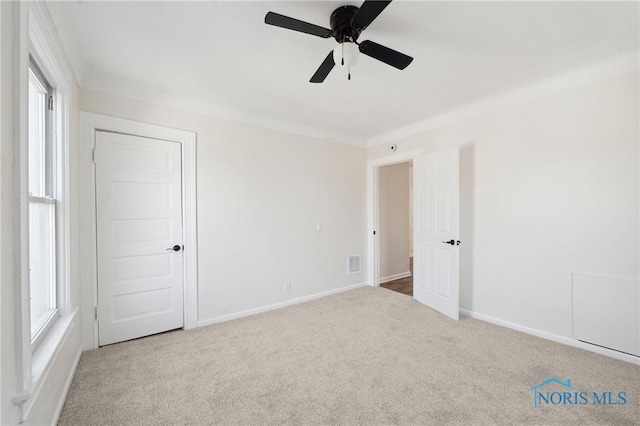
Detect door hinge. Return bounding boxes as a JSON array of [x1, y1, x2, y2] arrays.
[[47, 95, 54, 111], [95, 306, 98, 321]]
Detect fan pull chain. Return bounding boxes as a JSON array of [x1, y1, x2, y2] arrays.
[[341, 43, 344, 66], [348, 68, 351, 81]]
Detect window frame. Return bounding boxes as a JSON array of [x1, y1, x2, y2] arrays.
[[27, 55, 59, 351], [10, 3, 76, 421]]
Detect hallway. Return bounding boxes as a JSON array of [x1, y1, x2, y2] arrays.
[[381, 257, 413, 296]]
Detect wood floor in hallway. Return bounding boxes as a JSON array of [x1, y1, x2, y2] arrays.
[[380, 257, 413, 296]]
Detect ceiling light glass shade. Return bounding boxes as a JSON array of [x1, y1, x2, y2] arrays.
[[333, 42, 359, 67]]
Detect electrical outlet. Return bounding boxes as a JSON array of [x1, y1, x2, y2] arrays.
[[284, 281, 291, 293]]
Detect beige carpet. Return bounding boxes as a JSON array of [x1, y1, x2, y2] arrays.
[[59, 287, 639, 425]]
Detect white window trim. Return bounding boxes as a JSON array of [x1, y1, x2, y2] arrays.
[[28, 56, 59, 352], [79, 112, 199, 350], [12, 2, 77, 421]]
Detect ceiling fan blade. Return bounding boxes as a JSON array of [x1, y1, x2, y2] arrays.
[[310, 51, 335, 83], [265, 12, 332, 38], [359, 40, 413, 70], [352, 0, 392, 31]]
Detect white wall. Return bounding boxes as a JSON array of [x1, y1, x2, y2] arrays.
[[1, 3, 18, 422], [378, 162, 411, 281], [1, 2, 82, 425], [408, 162, 413, 256], [368, 70, 639, 340], [79, 90, 368, 325]]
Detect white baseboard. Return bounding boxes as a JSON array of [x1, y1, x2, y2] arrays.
[[52, 347, 82, 425], [198, 282, 367, 327], [379, 271, 412, 284], [460, 308, 640, 365]]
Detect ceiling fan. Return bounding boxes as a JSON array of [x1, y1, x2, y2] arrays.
[[264, 0, 413, 83]]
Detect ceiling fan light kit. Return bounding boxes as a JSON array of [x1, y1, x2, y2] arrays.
[[333, 42, 359, 68], [264, 0, 413, 83]]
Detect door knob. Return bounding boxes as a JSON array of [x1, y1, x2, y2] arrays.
[[442, 240, 455, 245], [166, 245, 181, 252]]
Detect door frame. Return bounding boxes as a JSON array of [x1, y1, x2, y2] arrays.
[[80, 112, 198, 349], [367, 149, 424, 288]]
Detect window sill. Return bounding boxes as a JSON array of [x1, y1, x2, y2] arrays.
[[15, 308, 79, 422], [29, 308, 78, 400]]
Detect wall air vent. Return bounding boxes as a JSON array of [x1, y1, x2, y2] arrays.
[[347, 255, 361, 274]]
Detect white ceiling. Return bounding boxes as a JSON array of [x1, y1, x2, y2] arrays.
[[47, 1, 639, 146]]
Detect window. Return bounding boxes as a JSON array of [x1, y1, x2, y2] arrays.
[[28, 57, 58, 348]]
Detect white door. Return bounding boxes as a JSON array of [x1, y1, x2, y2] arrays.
[[413, 148, 460, 320], [96, 131, 184, 345]]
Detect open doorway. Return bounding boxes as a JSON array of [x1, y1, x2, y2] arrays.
[[377, 161, 413, 296], [368, 148, 461, 320]]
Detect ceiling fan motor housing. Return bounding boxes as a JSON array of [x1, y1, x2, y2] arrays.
[[330, 6, 362, 43]]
